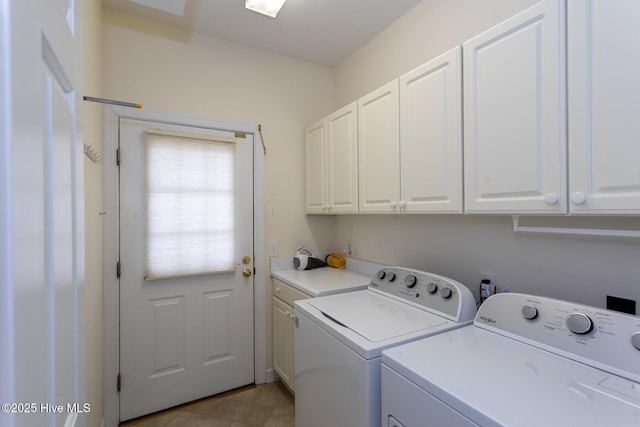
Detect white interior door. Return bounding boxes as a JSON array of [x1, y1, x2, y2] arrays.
[[1, 1, 84, 427], [118, 119, 254, 421]]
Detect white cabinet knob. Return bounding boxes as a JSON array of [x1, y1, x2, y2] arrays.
[[389, 201, 397, 209], [399, 200, 407, 209], [571, 192, 587, 205], [543, 193, 558, 205]]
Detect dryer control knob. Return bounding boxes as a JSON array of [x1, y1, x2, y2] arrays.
[[631, 332, 640, 351], [405, 275, 417, 288], [427, 283, 438, 294], [566, 312, 593, 335], [521, 305, 538, 320], [387, 272, 396, 282], [440, 287, 452, 299], [377, 270, 386, 280]]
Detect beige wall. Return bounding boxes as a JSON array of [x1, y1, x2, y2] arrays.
[[103, 8, 337, 260], [102, 7, 337, 383], [82, 0, 104, 425], [332, 0, 640, 309]]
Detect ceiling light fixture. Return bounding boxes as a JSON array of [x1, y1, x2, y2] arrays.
[[245, 0, 287, 18]]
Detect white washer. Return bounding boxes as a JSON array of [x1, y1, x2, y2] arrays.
[[381, 293, 640, 427], [294, 266, 476, 427]]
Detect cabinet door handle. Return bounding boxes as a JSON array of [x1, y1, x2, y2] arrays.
[[399, 200, 406, 209], [389, 201, 397, 209], [543, 193, 558, 205], [571, 192, 587, 205]]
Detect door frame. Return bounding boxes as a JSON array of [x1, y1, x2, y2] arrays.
[[102, 105, 266, 426]]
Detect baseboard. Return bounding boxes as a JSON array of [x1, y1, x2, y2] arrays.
[[265, 368, 280, 384]]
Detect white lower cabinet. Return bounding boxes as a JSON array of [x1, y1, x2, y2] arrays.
[[272, 278, 311, 392], [463, 0, 567, 214], [567, 0, 640, 214]]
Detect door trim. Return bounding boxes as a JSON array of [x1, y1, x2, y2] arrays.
[[102, 106, 266, 426]]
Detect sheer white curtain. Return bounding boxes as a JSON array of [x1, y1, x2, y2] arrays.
[[145, 129, 236, 279]]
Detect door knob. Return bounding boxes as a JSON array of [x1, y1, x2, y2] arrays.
[[242, 255, 251, 264], [242, 268, 252, 278]]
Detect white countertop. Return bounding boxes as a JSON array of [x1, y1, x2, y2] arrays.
[[271, 257, 383, 297]]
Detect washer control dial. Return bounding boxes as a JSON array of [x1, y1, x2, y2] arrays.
[[632, 332, 640, 351], [377, 270, 386, 280], [566, 312, 593, 335], [427, 282, 438, 294], [521, 305, 538, 320], [440, 287, 452, 299], [405, 275, 417, 288], [387, 272, 396, 282]]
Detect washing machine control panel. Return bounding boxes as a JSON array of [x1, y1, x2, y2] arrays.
[[475, 293, 640, 383], [370, 267, 476, 323]]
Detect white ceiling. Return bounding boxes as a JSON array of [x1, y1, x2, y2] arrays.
[[101, 0, 423, 67]]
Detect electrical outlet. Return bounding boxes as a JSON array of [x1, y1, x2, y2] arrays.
[[481, 271, 496, 286]]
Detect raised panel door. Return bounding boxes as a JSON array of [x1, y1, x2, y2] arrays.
[[305, 119, 328, 213], [400, 46, 463, 213], [327, 102, 358, 213], [273, 296, 294, 390], [568, 1, 640, 214], [463, 0, 567, 214], [358, 80, 400, 213]]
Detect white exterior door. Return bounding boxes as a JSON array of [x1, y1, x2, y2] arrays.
[[463, 0, 567, 214], [358, 80, 400, 213], [0, 1, 85, 427], [118, 119, 254, 421], [568, 0, 640, 214]]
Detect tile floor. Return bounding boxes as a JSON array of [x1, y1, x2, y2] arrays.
[[120, 382, 295, 427]]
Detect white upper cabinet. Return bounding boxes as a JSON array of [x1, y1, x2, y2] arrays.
[[463, 0, 567, 214], [304, 118, 328, 213], [358, 80, 401, 213], [327, 102, 359, 213], [305, 102, 358, 214], [568, 1, 640, 214], [400, 46, 463, 213]]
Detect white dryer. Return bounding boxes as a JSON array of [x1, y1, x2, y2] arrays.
[[382, 292, 640, 427], [294, 266, 476, 427]]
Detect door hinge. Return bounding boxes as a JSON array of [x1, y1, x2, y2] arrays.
[[116, 147, 121, 165], [117, 373, 122, 393], [235, 132, 246, 139], [116, 261, 121, 278]]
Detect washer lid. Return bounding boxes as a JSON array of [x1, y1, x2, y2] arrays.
[[308, 291, 447, 342]]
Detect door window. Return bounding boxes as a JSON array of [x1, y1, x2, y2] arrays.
[[145, 129, 236, 279]]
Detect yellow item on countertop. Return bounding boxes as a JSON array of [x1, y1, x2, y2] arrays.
[[325, 253, 346, 269]]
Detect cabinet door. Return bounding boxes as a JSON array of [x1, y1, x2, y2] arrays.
[[358, 80, 401, 213], [400, 46, 463, 213], [305, 118, 328, 213], [568, 1, 640, 214], [463, 0, 567, 213], [327, 102, 359, 213], [272, 296, 294, 390]]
